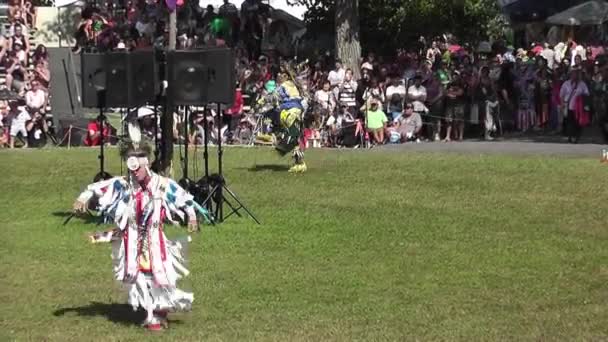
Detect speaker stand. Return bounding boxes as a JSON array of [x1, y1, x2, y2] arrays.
[[93, 90, 112, 183], [200, 104, 259, 224]]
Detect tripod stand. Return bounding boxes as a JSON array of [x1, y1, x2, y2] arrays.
[[200, 104, 260, 224], [93, 90, 112, 182]]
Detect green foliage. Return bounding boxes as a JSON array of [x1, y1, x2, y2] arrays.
[[287, 0, 504, 52], [1, 148, 608, 340]]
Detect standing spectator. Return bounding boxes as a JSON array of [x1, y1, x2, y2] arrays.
[[478, 66, 498, 140], [407, 74, 427, 117], [560, 68, 590, 143], [8, 100, 30, 149], [328, 59, 345, 87], [444, 72, 465, 142], [224, 82, 244, 142], [337, 68, 358, 116], [534, 63, 552, 129], [219, 0, 240, 45], [135, 13, 155, 42], [361, 78, 385, 114], [426, 41, 441, 64], [426, 70, 446, 141], [313, 80, 336, 127]]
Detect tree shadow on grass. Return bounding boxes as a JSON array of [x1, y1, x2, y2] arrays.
[[53, 302, 183, 327], [243, 164, 290, 172]]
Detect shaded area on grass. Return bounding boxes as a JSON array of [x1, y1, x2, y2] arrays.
[[53, 302, 144, 327]]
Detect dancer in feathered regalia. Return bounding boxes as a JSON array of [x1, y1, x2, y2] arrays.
[[274, 62, 308, 173], [72, 140, 211, 331]]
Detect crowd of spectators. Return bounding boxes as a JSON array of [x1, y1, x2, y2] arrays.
[[2, 0, 608, 149], [231, 37, 608, 147], [0, 0, 51, 148]]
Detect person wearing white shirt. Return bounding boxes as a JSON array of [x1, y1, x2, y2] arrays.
[[407, 74, 427, 114], [385, 77, 406, 121], [327, 60, 345, 87], [314, 80, 336, 120], [8, 100, 31, 148], [25, 81, 47, 114], [559, 68, 589, 143]]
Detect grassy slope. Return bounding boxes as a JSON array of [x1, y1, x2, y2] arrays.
[[0, 147, 607, 341]]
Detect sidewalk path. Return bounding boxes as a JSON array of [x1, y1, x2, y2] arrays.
[[381, 139, 605, 158]]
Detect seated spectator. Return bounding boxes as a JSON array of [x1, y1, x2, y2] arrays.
[[366, 100, 388, 144], [5, 52, 27, 95], [23, 0, 36, 27], [385, 77, 406, 120], [12, 39, 28, 66], [83, 119, 110, 146], [8, 24, 30, 61], [32, 44, 49, 65], [7, 100, 31, 148], [32, 59, 51, 90], [394, 103, 423, 142], [0, 36, 7, 62], [8, 0, 22, 22], [25, 80, 47, 116], [0, 100, 7, 147]]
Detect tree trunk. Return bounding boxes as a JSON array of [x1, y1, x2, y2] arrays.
[[159, 10, 177, 177], [335, 0, 362, 79]]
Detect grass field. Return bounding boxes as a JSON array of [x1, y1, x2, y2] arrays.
[[1, 146, 607, 341]]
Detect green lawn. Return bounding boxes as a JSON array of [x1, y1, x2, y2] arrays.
[[0, 147, 607, 341]]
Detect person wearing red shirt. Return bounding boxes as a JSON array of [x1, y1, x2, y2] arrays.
[[83, 119, 110, 146], [223, 85, 244, 142]]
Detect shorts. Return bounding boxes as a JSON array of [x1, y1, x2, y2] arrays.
[[10, 123, 27, 137], [12, 79, 24, 91], [445, 105, 465, 123]]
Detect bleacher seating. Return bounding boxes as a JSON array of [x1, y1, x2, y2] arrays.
[[0, 11, 39, 88]]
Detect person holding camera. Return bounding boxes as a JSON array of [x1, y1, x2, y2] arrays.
[[5, 52, 27, 95]]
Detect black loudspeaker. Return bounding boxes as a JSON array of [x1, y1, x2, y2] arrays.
[[205, 48, 235, 104], [104, 52, 129, 107], [167, 48, 235, 105], [167, 50, 208, 105], [129, 50, 157, 105], [81, 53, 106, 108]]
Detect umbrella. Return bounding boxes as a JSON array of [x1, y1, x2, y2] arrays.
[[0, 88, 22, 101], [546, 0, 608, 26], [448, 44, 463, 53]]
